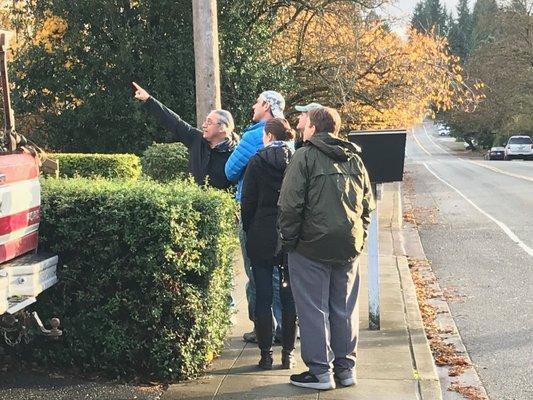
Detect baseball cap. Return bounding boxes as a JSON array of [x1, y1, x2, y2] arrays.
[[260, 90, 285, 119], [295, 102, 323, 112]]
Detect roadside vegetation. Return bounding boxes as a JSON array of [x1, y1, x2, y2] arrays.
[[2, 0, 478, 153], [412, 0, 533, 149]]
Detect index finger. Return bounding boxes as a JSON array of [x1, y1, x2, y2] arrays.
[[131, 82, 142, 90]]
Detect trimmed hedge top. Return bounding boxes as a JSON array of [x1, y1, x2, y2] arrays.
[[32, 177, 238, 381], [141, 142, 189, 183], [50, 153, 141, 180]]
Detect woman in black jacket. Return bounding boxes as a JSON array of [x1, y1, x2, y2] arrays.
[[241, 118, 297, 370]]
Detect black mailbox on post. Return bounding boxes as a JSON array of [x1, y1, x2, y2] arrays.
[[348, 129, 407, 183]]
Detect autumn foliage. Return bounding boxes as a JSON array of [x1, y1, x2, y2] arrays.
[[1, 1, 482, 152], [271, 3, 483, 130]]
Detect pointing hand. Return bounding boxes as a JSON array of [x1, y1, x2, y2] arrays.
[[132, 81, 149, 102]]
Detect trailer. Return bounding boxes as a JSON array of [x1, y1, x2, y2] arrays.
[[0, 30, 61, 346]]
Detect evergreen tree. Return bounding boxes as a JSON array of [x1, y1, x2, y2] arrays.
[[411, 2, 427, 32], [411, 0, 448, 36], [448, 0, 473, 61], [508, 0, 528, 13]]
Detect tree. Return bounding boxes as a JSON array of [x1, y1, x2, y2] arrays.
[[271, 3, 481, 130], [470, 0, 499, 51], [218, 0, 388, 127], [8, 0, 385, 152], [442, 1, 533, 147], [217, 0, 298, 131], [6, 0, 479, 151], [411, 0, 449, 36], [447, 0, 473, 62], [10, 0, 198, 153]]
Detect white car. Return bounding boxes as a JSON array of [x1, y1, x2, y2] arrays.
[[504, 135, 533, 160], [436, 123, 451, 136]]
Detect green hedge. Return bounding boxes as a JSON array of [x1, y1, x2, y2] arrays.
[[141, 143, 189, 182], [31, 178, 238, 381], [50, 153, 141, 180]]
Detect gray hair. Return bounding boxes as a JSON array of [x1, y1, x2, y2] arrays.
[[212, 109, 235, 133]]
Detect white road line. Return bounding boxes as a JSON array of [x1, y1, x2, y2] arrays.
[[423, 162, 533, 258], [467, 160, 533, 183], [411, 130, 431, 156], [422, 124, 451, 154], [420, 124, 533, 184]]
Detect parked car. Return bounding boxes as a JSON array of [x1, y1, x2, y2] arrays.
[[504, 135, 533, 160], [484, 147, 505, 160]]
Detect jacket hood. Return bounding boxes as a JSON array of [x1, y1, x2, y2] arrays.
[[214, 132, 239, 152], [307, 132, 361, 161], [257, 143, 292, 172]]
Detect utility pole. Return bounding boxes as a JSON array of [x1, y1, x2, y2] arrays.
[[0, 30, 17, 152], [192, 0, 221, 126]]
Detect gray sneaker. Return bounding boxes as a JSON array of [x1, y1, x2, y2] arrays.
[[334, 370, 357, 387], [243, 330, 257, 343]]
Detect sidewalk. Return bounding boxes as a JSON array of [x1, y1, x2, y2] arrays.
[[163, 183, 441, 400]]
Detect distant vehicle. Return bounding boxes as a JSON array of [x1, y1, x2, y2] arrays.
[[436, 123, 451, 136], [504, 135, 533, 160], [484, 147, 505, 160]]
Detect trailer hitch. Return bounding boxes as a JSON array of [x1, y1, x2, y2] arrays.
[[1, 311, 62, 346], [31, 312, 62, 338]]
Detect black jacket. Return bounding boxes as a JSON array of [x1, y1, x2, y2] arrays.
[[241, 143, 292, 265], [143, 96, 237, 190]]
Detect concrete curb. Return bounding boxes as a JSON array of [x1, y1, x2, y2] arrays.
[[383, 183, 442, 400]]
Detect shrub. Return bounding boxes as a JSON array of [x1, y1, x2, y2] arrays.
[[492, 134, 509, 147], [50, 153, 141, 180], [141, 142, 189, 182], [31, 177, 238, 381]]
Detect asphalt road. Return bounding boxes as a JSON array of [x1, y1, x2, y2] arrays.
[[404, 122, 533, 400], [0, 369, 163, 400]]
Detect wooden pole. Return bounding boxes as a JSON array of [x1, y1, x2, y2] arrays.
[[192, 0, 221, 127], [0, 30, 17, 152]]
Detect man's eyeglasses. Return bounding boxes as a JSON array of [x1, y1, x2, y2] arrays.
[[203, 119, 221, 126]]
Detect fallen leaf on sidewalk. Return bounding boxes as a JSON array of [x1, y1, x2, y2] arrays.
[[448, 365, 470, 377], [408, 258, 472, 375], [448, 382, 489, 400], [437, 326, 455, 334]]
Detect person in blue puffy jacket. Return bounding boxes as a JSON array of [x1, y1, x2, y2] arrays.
[[225, 90, 286, 344]]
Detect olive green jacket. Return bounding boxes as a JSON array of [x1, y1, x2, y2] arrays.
[[278, 132, 375, 265]]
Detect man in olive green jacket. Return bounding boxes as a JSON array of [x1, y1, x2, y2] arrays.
[[278, 107, 374, 390]]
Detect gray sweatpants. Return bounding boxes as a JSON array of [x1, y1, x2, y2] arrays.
[[288, 250, 360, 376]]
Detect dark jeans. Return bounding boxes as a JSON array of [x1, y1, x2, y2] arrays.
[[252, 261, 296, 320], [239, 220, 283, 332]]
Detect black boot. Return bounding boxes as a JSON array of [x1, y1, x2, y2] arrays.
[[281, 313, 297, 369], [255, 314, 273, 370]]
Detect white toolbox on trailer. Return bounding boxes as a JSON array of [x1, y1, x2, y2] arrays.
[[3, 253, 58, 298]]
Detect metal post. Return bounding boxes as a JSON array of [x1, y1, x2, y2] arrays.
[[192, 0, 221, 126], [368, 183, 381, 330]]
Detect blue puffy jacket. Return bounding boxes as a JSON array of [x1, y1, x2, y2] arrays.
[[225, 121, 266, 202]]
